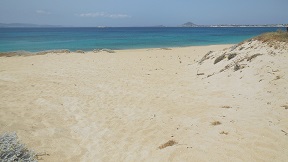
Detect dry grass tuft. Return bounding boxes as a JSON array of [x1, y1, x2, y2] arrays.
[[211, 121, 222, 126], [228, 53, 237, 60], [247, 54, 262, 62], [239, 47, 245, 50], [221, 106, 232, 109], [102, 49, 115, 53], [220, 131, 229, 135], [199, 51, 213, 64], [75, 50, 85, 53], [275, 76, 281, 80], [254, 30, 288, 43], [214, 54, 226, 64], [158, 140, 178, 149], [281, 105, 288, 109], [93, 49, 115, 53], [234, 64, 241, 71]]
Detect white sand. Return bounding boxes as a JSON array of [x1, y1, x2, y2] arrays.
[[0, 43, 288, 161]]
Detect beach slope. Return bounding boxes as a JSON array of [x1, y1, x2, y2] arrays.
[[0, 36, 288, 161]]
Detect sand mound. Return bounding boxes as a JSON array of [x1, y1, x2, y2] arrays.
[[197, 39, 288, 76]]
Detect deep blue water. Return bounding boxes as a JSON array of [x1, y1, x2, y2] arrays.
[[0, 27, 284, 52]]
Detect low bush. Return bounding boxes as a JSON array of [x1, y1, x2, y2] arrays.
[[228, 53, 237, 60], [0, 132, 37, 162], [254, 30, 288, 43], [214, 54, 226, 64]]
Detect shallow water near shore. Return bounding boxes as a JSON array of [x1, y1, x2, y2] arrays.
[[0, 27, 284, 52]]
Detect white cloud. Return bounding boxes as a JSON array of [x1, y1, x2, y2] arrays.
[[78, 12, 131, 18], [36, 10, 51, 15]]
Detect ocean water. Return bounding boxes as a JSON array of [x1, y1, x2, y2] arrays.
[[0, 27, 284, 52]]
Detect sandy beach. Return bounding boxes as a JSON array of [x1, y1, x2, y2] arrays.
[[1, 41, 288, 161]]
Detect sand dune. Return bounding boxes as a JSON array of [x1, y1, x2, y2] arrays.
[[0, 42, 288, 161]]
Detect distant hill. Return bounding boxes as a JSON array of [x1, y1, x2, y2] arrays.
[[181, 22, 199, 27], [180, 22, 287, 28], [0, 23, 61, 28]]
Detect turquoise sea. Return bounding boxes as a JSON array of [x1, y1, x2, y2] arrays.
[[0, 27, 284, 52]]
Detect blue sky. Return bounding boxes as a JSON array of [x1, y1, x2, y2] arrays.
[[0, 0, 287, 27]]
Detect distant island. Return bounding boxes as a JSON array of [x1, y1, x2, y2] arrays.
[[151, 22, 287, 28], [181, 22, 198, 27], [180, 22, 287, 27]]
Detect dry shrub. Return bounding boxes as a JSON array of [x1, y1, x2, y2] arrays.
[[102, 49, 115, 53], [75, 50, 85, 53], [230, 45, 238, 51], [220, 64, 231, 72], [158, 140, 177, 149], [228, 53, 237, 60], [220, 131, 229, 135], [281, 105, 288, 109], [222, 106, 232, 109], [254, 30, 288, 43], [0, 132, 37, 162], [214, 54, 226, 64], [275, 76, 281, 80], [93, 49, 115, 53], [239, 47, 245, 50], [247, 54, 262, 62], [199, 51, 213, 64], [234, 64, 241, 71], [211, 121, 222, 126], [36, 49, 70, 55], [0, 52, 20, 57]]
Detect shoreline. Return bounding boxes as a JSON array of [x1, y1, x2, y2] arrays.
[[0, 44, 235, 57]]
